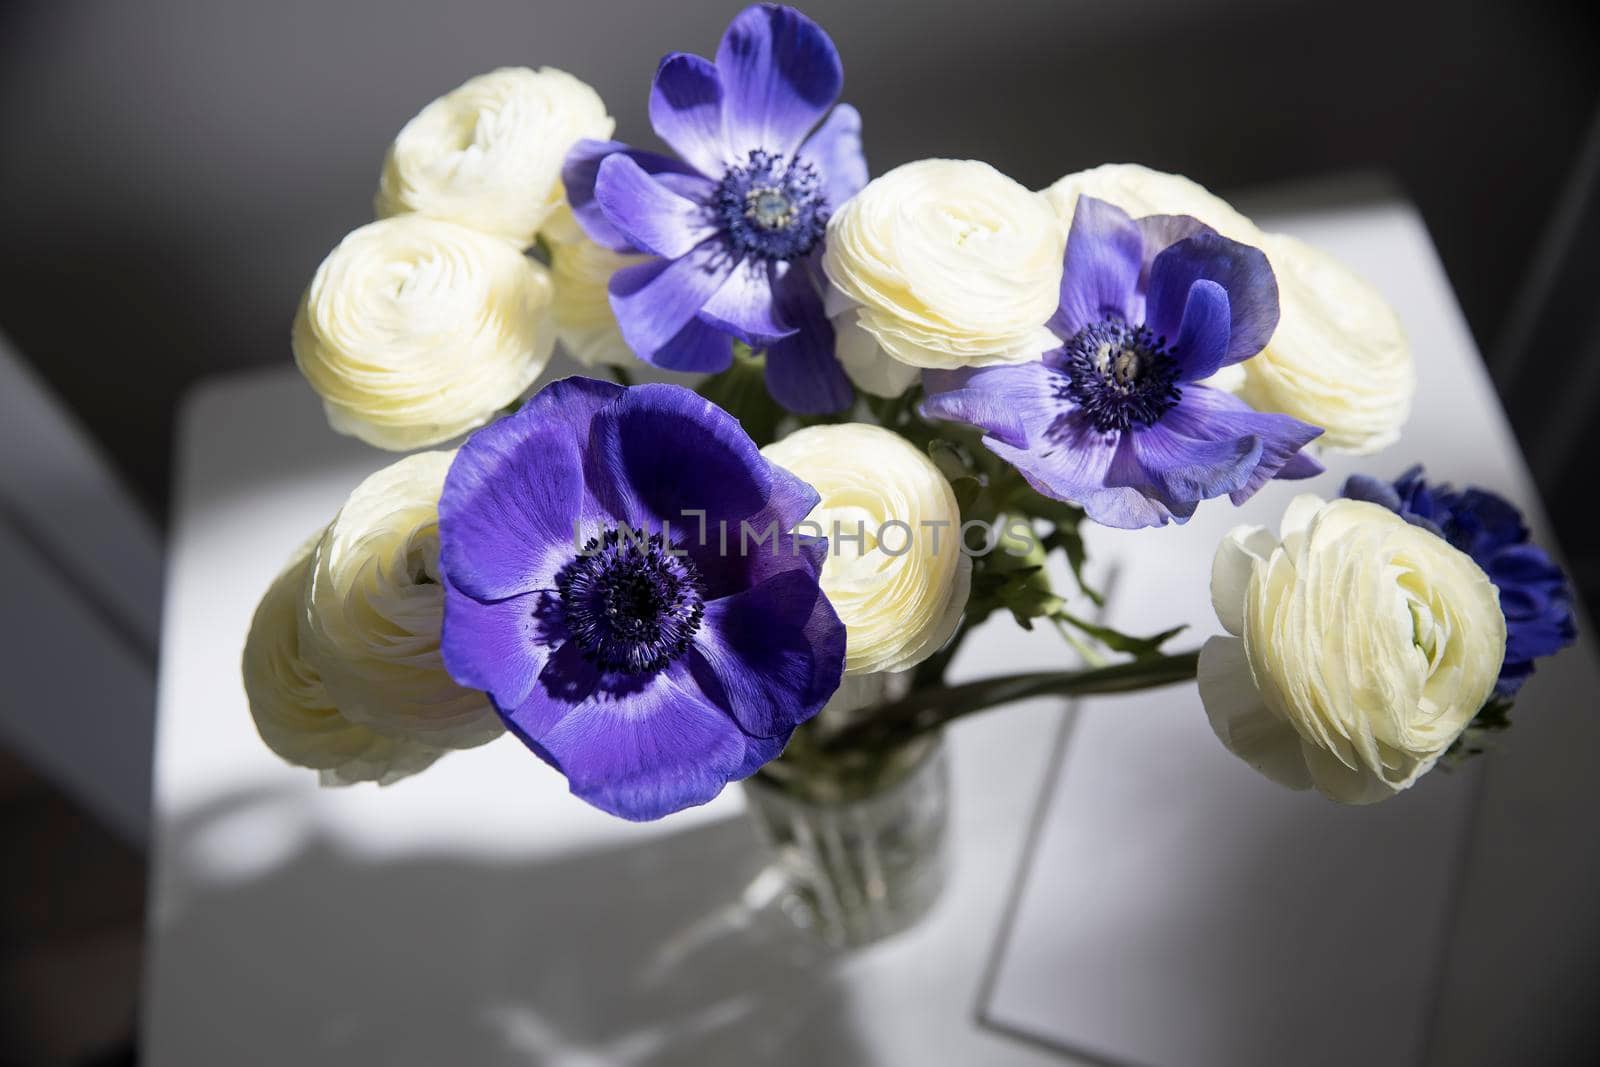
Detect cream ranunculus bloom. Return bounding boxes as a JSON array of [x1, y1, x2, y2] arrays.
[[1199, 495, 1505, 804], [822, 159, 1066, 393], [1237, 232, 1415, 454], [762, 424, 971, 675], [292, 215, 555, 451], [1042, 164, 1415, 454], [375, 67, 614, 248], [299, 451, 503, 750], [544, 206, 650, 368], [242, 534, 447, 786]]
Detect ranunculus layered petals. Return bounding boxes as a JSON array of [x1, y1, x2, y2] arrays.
[[594, 154, 718, 259], [608, 240, 739, 360], [301, 452, 503, 751], [1197, 636, 1313, 792], [798, 103, 868, 208], [1043, 164, 1267, 248], [833, 311, 922, 398], [716, 3, 844, 160], [376, 67, 614, 247], [292, 216, 555, 450], [243, 537, 446, 786], [648, 52, 732, 176], [824, 159, 1066, 372], [1240, 233, 1415, 454], [1200, 496, 1507, 803], [1050, 196, 1143, 338], [438, 376, 624, 601], [762, 424, 970, 675], [1145, 232, 1279, 367]]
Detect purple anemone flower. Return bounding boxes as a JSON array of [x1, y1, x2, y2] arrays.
[[562, 4, 866, 414], [921, 197, 1325, 529], [1343, 466, 1577, 699], [437, 377, 845, 820]]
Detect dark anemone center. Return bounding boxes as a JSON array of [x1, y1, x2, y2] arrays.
[[1055, 318, 1183, 433], [555, 529, 705, 675], [715, 149, 826, 261]]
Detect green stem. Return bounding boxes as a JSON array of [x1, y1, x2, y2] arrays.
[[819, 650, 1201, 755]]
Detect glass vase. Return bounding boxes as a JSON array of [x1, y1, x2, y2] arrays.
[[743, 675, 951, 948]]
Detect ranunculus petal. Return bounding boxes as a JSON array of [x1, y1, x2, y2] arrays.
[[563, 139, 711, 251], [716, 4, 843, 159], [376, 67, 614, 248], [1200, 496, 1507, 804], [1197, 636, 1314, 791], [292, 216, 555, 451], [1208, 526, 1277, 637], [608, 240, 739, 360], [699, 256, 795, 345], [594, 153, 718, 259], [798, 103, 867, 208], [1049, 196, 1143, 339], [1146, 232, 1278, 367], [761, 423, 970, 675], [764, 263, 852, 413], [648, 52, 732, 177], [302, 452, 504, 750]]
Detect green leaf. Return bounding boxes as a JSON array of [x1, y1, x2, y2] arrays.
[[1056, 610, 1186, 660]]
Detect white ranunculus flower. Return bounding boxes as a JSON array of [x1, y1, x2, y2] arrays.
[[300, 451, 503, 750], [822, 159, 1065, 388], [1043, 162, 1266, 247], [545, 209, 650, 368], [375, 67, 614, 248], [293, 215, 555, 451], [1042, 164, 1415, 453], [1199, 495, 1505, 804], [762, 424, 971, 675], [1238, 233, 1416, 454], [243, 534, 447, 786]]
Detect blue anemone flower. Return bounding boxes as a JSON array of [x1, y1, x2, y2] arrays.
[[1343, 466, 1577, 698], [437, 377, 845, 820], [921, 196, 1324, 529], [561, 4, 866, 414]]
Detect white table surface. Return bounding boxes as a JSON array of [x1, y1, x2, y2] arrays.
[[142, 196, 1600, 1065]]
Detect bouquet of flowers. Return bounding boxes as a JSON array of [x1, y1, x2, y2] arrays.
[[244, 5, 1575, 864]]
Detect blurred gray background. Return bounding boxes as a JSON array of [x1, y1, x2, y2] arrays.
[[1, 1, 1598, 1062]]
